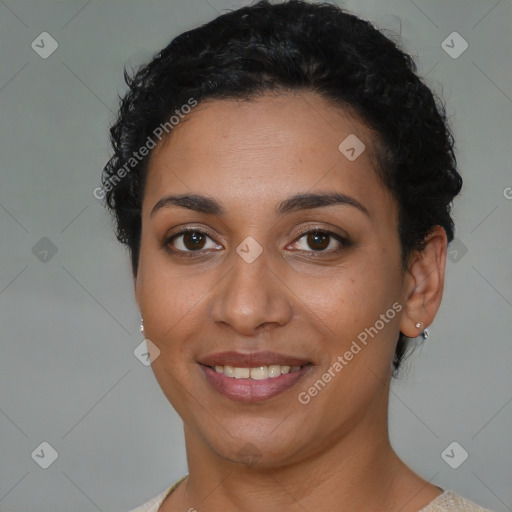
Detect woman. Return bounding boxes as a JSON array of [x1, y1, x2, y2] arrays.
[[102, 1, 491, 510]]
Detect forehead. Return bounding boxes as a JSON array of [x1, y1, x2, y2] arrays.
[[143, 91, 393, 220]]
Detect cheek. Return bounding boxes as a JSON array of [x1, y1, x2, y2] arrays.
[[306, 270, 403, 390], [141, 273, 208, 342], [136, 247, 197, 342], [305, 261, 400, 334]]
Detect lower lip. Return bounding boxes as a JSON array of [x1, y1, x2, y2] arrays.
[[200, 364, 311, 403]]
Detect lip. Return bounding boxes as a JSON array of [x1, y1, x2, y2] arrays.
[[199, 363, 312, 403], [199, 350, 310, 368]]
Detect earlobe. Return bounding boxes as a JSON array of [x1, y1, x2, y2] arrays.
[[399, 226, 448, 338]]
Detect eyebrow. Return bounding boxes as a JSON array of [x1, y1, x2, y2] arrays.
[[150, 192, 369, 218], [276, 192, 369, 217]]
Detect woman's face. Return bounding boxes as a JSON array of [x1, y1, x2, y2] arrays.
[[135, 91, 412, 466]]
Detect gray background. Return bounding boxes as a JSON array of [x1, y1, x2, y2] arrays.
[[0, 0, 511, 511]]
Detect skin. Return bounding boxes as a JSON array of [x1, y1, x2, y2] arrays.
[[133, 91, 448, 512]]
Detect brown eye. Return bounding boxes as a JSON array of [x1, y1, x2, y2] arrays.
[[166, 229, 221, 254], [306, 231, 330, 251], [182, 231, 207, 250], [290, 229, 349, 255]]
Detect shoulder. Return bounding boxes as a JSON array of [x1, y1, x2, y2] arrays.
[[126, 475, 188, 512], [419, 490, 493, 512], [126, 487, 171, 512], [127, 486, 173, 512]]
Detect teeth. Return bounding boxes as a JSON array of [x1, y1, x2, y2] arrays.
[[212, 364, 303, 379], [234, 367, 250, 379], [268, 365, 281, 378], [250, 366, 268, 380], [224, 365, 235, 377]]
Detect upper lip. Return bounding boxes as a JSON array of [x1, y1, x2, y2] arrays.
[[199, 351, 311, 368]]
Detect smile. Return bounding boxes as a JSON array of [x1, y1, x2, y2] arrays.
[[198, 351, 313, 402], [212, 364, 303, 379]]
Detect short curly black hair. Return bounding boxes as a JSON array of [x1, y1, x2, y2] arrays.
[[102, 0, 462, 373]]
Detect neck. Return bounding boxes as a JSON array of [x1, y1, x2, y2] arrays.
[[164, 402, 440, 512]]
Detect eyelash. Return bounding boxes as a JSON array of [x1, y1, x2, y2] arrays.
[[163, 226, 350, 258]]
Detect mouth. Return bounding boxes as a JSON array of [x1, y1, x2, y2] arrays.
[[198, 351, 313, 403], [209, 363, 304, 379]]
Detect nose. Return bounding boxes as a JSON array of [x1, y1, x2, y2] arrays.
[[210, 248, 293, 336]]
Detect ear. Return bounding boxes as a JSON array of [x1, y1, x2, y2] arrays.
[[400, 226, 447, 338]]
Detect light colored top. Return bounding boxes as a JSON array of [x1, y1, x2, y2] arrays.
[[127, 477, 493, 512]]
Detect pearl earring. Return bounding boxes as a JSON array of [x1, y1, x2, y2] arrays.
[[415, 321, 429, 340], [140, 318, 144, 334]]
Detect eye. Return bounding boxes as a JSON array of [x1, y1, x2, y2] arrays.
[[289, 229, 348, 254], [165, 229, 222, 254]]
